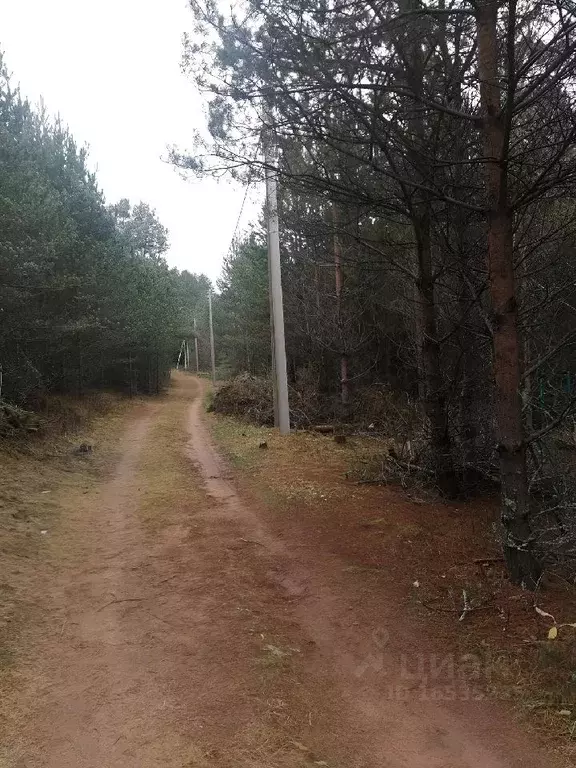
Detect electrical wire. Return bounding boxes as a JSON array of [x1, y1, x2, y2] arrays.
[[224, 133, 263, 258]]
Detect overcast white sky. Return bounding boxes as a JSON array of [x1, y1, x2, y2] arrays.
[[0, 0, 259, 282]]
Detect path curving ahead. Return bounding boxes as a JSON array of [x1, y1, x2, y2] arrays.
[[4, 374, 560, 768]]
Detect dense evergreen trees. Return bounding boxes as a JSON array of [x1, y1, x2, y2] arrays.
[[0, 54, 206, 404], [181, 0, 576, 586]]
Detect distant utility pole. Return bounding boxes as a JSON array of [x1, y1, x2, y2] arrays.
[[208, 289, 217, 386], [264, 117, 290, 434], [193, 317, 200, 373], [177, 339, 185, 370]]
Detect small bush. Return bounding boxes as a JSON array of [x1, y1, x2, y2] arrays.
[[212, 374, 274, 425], [39, 392, 120, 435], [352, 384, 422, 435], [0, 401, 40, 438], [0, 391, 122, 442]]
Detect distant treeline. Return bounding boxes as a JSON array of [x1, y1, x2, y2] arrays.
[[0, 53, 208, 406]]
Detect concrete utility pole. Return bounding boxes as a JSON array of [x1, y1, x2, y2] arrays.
[[208, 289, 217, 386], [193, 317, 200, 373], [264, 121, 290, 434], [268, 251, 279, 427]]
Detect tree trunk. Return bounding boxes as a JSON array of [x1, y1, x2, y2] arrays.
[[477, 0, 541, 588], [457, 288, 492, 490], [415, 212, 458, 497], [394, 0, 457, 495], [333, 204, 349, 405]]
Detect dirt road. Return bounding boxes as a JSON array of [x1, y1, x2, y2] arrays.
[[3, 375, 561, 767]]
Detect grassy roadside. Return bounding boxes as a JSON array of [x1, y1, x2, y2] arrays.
[[135, 375, 206, 532], [209, 414, 385, 509], [207, 411, 576, 763], [0, 394, 139, 683]]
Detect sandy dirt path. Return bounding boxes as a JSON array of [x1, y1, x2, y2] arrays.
[[3, 375, 561, 767]]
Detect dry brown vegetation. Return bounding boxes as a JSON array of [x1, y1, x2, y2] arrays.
[[0, 393, 134, 683], [0, 377, 328, 768], [208, 412, 576, 761], [211, 374, 422, 441], [135, 385, 206, 532], [0, 374, 570, 766]]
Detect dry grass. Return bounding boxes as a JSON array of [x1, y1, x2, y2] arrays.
[[210, 415, 386, 507], [1, 378, 343, 768], [0, 394, 137, 759], [181, 729, 333, 768], [0, 394, 134, 683], [208, 411, 576, 763], [136, 385, 206, 532]]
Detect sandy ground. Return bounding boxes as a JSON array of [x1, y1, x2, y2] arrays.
[[2, 375, 562, 767]]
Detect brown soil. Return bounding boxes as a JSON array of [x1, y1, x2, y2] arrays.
[[0, 374, 566, 767], [211, 411, 576, 756]]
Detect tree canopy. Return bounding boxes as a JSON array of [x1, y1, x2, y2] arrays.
[[0, 52, 208, 403], [180, 0, 576, 587]]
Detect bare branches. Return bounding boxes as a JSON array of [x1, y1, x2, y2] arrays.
[[180, 0, 576, 580]]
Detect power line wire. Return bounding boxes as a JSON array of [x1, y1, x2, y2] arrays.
[[224, 134, 262, 258]]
